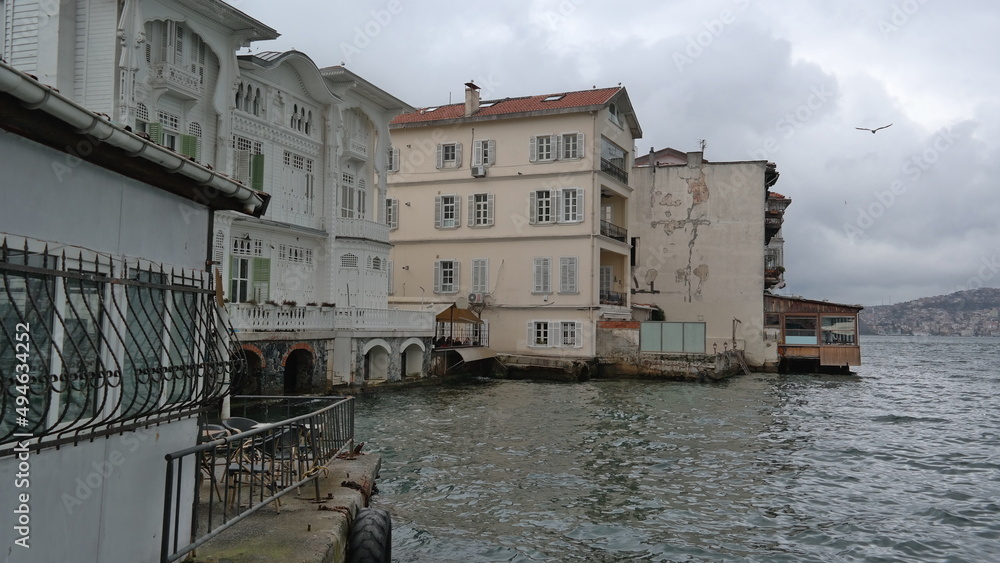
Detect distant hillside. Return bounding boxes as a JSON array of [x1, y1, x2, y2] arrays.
[[859, 288, 1000, 336]]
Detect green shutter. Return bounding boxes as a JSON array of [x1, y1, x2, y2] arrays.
[[180, 134, 199, 160], [250, 153, 265, 191], [147, 122, 164, 145], [252, 257, 270, 301]]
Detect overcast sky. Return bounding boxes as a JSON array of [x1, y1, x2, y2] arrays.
[[230, 0, 999, 306]]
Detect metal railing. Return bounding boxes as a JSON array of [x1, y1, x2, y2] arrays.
[[160, 396, 354, 563], [600, 290, 626, 306], [600, 220, 627, 241], [600, 158, 629, 184], [1, 236, 240, 455]]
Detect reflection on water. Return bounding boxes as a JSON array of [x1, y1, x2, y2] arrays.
[[356, 336, 1000, 562]]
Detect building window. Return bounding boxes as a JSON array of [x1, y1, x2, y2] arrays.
[[561, 133, 584, 159], [533, 257, 551, 294], [561, 321, 581, 347], [531, 190, 553, 224], [435, 195, 460, 229], [233, 136, 264, 190], [341, 173, 356, 218], [471, 258, 488, 294], [640, 322, 706, 353], [530, 188, 584, 224], [229, 254, 269, 303], [434, 260, 459, 293], [559, 256, 578, 294], [386, 198, 399, 230], [388, 146, 400, 173], [531, 321, 550, 346], [340, 254, 358, 268], [436, 142, 462, 168], [230, 257, 250, 302], [821, 316, 856, 345], [469, 193, 494, 227], [530, 134, 555, 162], [473, 139, 496, 166], [784, 316, 818, 345]]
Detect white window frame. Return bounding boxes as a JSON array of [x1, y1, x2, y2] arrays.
[[560, 188, 585, 223], [472, 139, 496, 166], [529, 321, 550, 347], [533, 257, 552, 294], [530, 188, 583, 224], [561, 321, 583, 347], [434, 259, 460, 294], [435, 195, 460, 229], [386, 198, 399, 230], [471, 258, 488, 294], [388, 146, 400, 173], [436, 142, 462, 169], [529, 134, 558, 162], [559, 256, 578, 294], [561, 132, 584, 160], [530, 190, 553, 224], [468, 193, 494, 227]]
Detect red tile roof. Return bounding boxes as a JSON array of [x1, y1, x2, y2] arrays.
[[391, 86, 622, 126]]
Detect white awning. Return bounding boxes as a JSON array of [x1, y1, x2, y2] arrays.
[[453, 347, 496, 362]]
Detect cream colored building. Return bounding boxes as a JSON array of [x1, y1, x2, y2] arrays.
[[630, 148, 782, 369], [387, 84, 642, 368]]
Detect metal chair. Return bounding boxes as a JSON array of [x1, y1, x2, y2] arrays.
[[199, 424, 231, 502], [222, 417, 259, 433]]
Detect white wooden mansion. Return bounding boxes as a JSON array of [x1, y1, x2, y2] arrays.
[[1, 0, 434, 389]]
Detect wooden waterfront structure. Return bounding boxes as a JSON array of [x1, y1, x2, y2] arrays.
[[764, 295, 863, 372]]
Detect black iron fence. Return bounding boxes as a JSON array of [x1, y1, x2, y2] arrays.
[[600, 158, 629, 184], [160, 396, 354, 563], [600, 290, 626, 306], [0, 236, 241, 456], [600, 220, 627, 242]]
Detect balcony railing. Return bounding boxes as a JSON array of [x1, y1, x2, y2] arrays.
[[151, 62, 203, 98], [226, 303, 435, 332], [600, 290, 627, 306], [335, 307, 435, 331], [334, 217, 390, 243], [160, 396, 354, 562], [600, 220, 627, 241], [600, 158, 629, 184], [346, 137, 369, 160]]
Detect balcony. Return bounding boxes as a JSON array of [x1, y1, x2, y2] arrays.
[[151, 62, 203, 99], [334, 217, 390, 243], [600, 290, 627, 306], [346, 137, 369, 161], [600, 219, 627, 242], [600, 158, 629, 184], [227, 303, 435, 332]]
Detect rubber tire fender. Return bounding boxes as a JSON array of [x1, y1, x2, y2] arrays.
[[347, 507, 392, 563]]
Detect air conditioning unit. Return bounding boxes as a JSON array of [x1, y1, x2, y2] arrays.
[[471, 165, 487, 178], [468, 292, 485, 304]]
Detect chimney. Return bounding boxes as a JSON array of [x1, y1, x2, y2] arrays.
[[687, 151, 703, 167], [464, 81, 480, 117]]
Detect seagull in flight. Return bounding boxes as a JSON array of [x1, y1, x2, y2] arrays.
[[856, 123, 893, 134]]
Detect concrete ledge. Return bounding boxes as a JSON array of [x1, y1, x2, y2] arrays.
[[190, 453, 381, 563]]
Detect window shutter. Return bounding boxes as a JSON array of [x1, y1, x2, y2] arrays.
[[434, 195, 442, 228], [529, 191, 537, 224], [574, 322, 583, 348], [554, 134, 562, 160], [389, 147, 400, 172], [576, 133, 585, 158], [252, 257, 270, 301], [147, 122, 164, 145], [553, 190, 563, 223], [250, 153, 265, 191], [453, 261, 460, 292], [467, 195, 475, 227], [486, 193, 495, 226], [180, 134, 199, 160], [235, 149, 250, 184], [574, 188, 585, 222], [527, 322, 534, 347], [228, 255, 238, 286], [455, 142, 463, 168], [528, 136, 537, 162], [436, 144, 443, 169], [473, 141, 483, 166], [389, 199, 398, 230], [454, 196, 461, 226], [433, 261, 441, 293], [487, 140, 496, 165]]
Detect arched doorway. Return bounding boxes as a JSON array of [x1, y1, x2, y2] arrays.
[[400, 338, 426, 379], [363, 343, 390, 381], [234, 348, 263, 395], [283, 349, 314, 394]]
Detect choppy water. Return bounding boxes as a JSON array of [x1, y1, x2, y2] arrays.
[[355, 336, 1000, 562]]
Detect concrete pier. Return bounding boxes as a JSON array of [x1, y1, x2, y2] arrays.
[[189, 453, 381, 563]]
